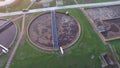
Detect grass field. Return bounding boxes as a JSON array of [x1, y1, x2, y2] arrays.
[[8, 9, 110, 68]]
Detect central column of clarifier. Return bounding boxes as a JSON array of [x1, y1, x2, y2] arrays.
[[51, 11, 59, 49]]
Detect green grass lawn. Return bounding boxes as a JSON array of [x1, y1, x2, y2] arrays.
[[9, 9, 110, 68]]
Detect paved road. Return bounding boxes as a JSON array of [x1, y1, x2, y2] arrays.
[[26, 2, 34, 9], [1, 1, 120, 17], [5, 14, 25, 68], [11, 15, 23, 22]]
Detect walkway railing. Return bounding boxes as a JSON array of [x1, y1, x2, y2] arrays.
[[1, 1, 120, 17], [51, 11, 59, 49]]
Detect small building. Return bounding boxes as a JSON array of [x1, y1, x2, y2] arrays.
[[56, 0, 63, 6], [40, 0, 53, 7], [99, 53, 115, 68]]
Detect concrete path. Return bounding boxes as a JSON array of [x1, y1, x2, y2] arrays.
[[11, 15, 23, 22], [1, 1, 120, 17], [5, 14, 26, 68], [4, 3, 35, 68]]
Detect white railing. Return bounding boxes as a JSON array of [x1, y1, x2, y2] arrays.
[[0, 1, 120, 17]]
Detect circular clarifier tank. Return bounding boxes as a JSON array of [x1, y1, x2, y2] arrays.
[[0, 19, 17, 54], [28, 12, 81, 51]]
